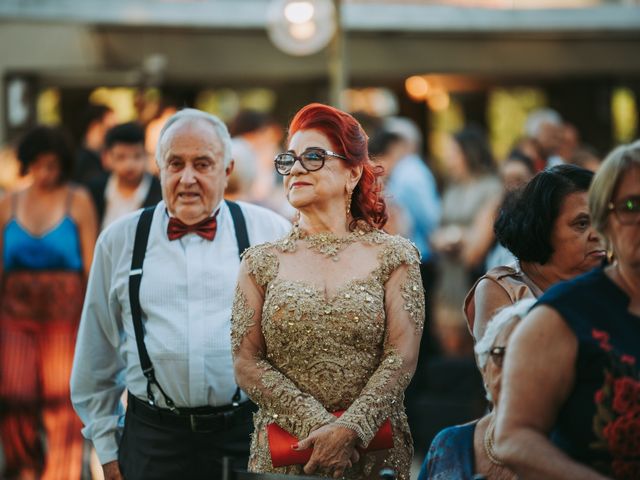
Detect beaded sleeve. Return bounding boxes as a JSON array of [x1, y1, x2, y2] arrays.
[[231, 244, 335, 439]]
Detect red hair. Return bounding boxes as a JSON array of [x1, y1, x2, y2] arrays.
[[288, 103, 387, 229]]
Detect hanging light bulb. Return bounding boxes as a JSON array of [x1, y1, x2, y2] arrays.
[[284, 1, 315, 24], [268, 0, 336, 56]]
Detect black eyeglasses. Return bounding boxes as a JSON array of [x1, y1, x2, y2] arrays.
[[274, 148, 347, 176], [489, 346, 506, 367], [608, 196, 640, 225]]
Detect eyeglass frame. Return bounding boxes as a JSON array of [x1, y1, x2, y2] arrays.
[[274, 147, 348, 176], [607, 196, 640, 225], [488, 346, 506, 367]]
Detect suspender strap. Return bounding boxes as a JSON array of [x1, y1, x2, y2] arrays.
[[129, 203, 250, 411], [226, 200, 249, 256], [129, 206, 179, 411], [129, 207, 154, 372], [225, 200, 248, 405]]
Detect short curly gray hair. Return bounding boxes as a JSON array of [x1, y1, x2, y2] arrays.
[[155, 108, 233, 168]]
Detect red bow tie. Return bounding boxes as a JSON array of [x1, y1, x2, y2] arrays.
[[167, 214, 218, 241]]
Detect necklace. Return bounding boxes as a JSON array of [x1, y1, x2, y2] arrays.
[[288, 222, 373, 260], [483, 417, 505, 467]]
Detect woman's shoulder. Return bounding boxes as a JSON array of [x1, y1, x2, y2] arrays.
[[376, 231, 421, 262], [0, 190, 15, 226], [478, 265, 537, 299], [539, 267, 606, 306], [244, 230, 297, 256], [484, 264, 519, 279], [67, 183, 96, 218], [536, 267, 612, 335], [372, 231, 421, 279], [430, 421, 477, 448], [241, 239, 285, 287]]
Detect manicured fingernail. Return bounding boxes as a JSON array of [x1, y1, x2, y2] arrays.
[[291, 443, 299, 450]]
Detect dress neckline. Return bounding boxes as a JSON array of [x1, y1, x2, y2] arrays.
[[599, 266, 640, 320], [9, 216, 74, 240], [269, 273, 381, 305], [286, 221, 377, 260]]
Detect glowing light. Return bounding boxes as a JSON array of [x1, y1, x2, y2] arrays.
[[288, 21, 317, 40], [284, 1, 315, 24], [267, 0, 335, 56], [405, 76, 430, 100], [427, 88, 450, 111]]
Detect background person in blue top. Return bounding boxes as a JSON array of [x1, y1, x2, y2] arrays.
[[0, 126, 98, 480]]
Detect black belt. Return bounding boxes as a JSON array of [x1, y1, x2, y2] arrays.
[[128, 392, 255, 433]]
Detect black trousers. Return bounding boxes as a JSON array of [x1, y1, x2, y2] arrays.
[[118, 399, 254, 480]]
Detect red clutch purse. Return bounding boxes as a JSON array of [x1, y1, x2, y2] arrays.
[[267, 410, 393, 468]]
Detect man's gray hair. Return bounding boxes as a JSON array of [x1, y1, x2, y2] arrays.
[[524, 108, 563, 138], [155, 108, 233, 167], [474, 298, 536, 371]]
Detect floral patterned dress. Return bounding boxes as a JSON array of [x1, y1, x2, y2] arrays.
[[231, 224, 424, 479], [537, 266, 640, 480]]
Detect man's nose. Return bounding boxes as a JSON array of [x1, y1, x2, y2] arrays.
[[180, 164, 197, 184]]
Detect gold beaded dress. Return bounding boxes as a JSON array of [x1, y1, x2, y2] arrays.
[[231, 224, 424, 479]]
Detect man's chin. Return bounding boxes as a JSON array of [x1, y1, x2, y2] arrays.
[[171, 206, 208, 225], [122, 176, 144, 187]]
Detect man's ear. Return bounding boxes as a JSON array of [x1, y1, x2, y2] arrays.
[[101, 150, 112, 171], [225, 159, 235, 178]]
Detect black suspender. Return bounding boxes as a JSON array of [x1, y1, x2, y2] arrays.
[[226, 199, 250, 256], [128, 201, 248, 411], [128, 207, 172, 409]]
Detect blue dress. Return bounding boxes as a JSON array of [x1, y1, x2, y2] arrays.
[[3, 217, 82, 271], [0, 193, 85, 479], [537, 266, 640, 479], [418, 421, 476, 480]]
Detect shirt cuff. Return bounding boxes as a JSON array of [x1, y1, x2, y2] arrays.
[[91, 429, 122, 465]]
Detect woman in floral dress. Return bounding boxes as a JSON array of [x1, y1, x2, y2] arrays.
[[494, 140, 640, 479]]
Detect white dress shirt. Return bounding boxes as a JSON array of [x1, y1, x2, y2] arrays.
[[101, 173, 152, 230], [71, 200, 290, 464]]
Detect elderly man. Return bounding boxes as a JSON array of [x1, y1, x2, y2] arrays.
[[524, 108, 565, 170], [70, 109, 290, 480]]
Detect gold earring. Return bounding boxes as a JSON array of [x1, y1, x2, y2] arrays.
[[346, 189, 353, 218]]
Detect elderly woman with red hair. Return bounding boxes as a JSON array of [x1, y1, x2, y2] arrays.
[[231, 103, 424, 479]]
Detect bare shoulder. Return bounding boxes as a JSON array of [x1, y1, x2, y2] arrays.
[[471, 277, 513, 339], [475, 276, 511, 303], [0, 191, 14, 226], [512, 304, 577, 354], [68, 184, 96, 217], [502, 304, 578, 427], [69, 184, 93, 205]]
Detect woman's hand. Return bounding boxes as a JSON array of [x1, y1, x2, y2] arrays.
[[296, 424, 360, 478]]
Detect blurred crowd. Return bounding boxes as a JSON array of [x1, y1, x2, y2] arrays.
[[0, 98, 638, 480]]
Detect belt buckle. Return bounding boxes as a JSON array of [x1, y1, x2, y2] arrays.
[[189, 412, 222, 433]]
